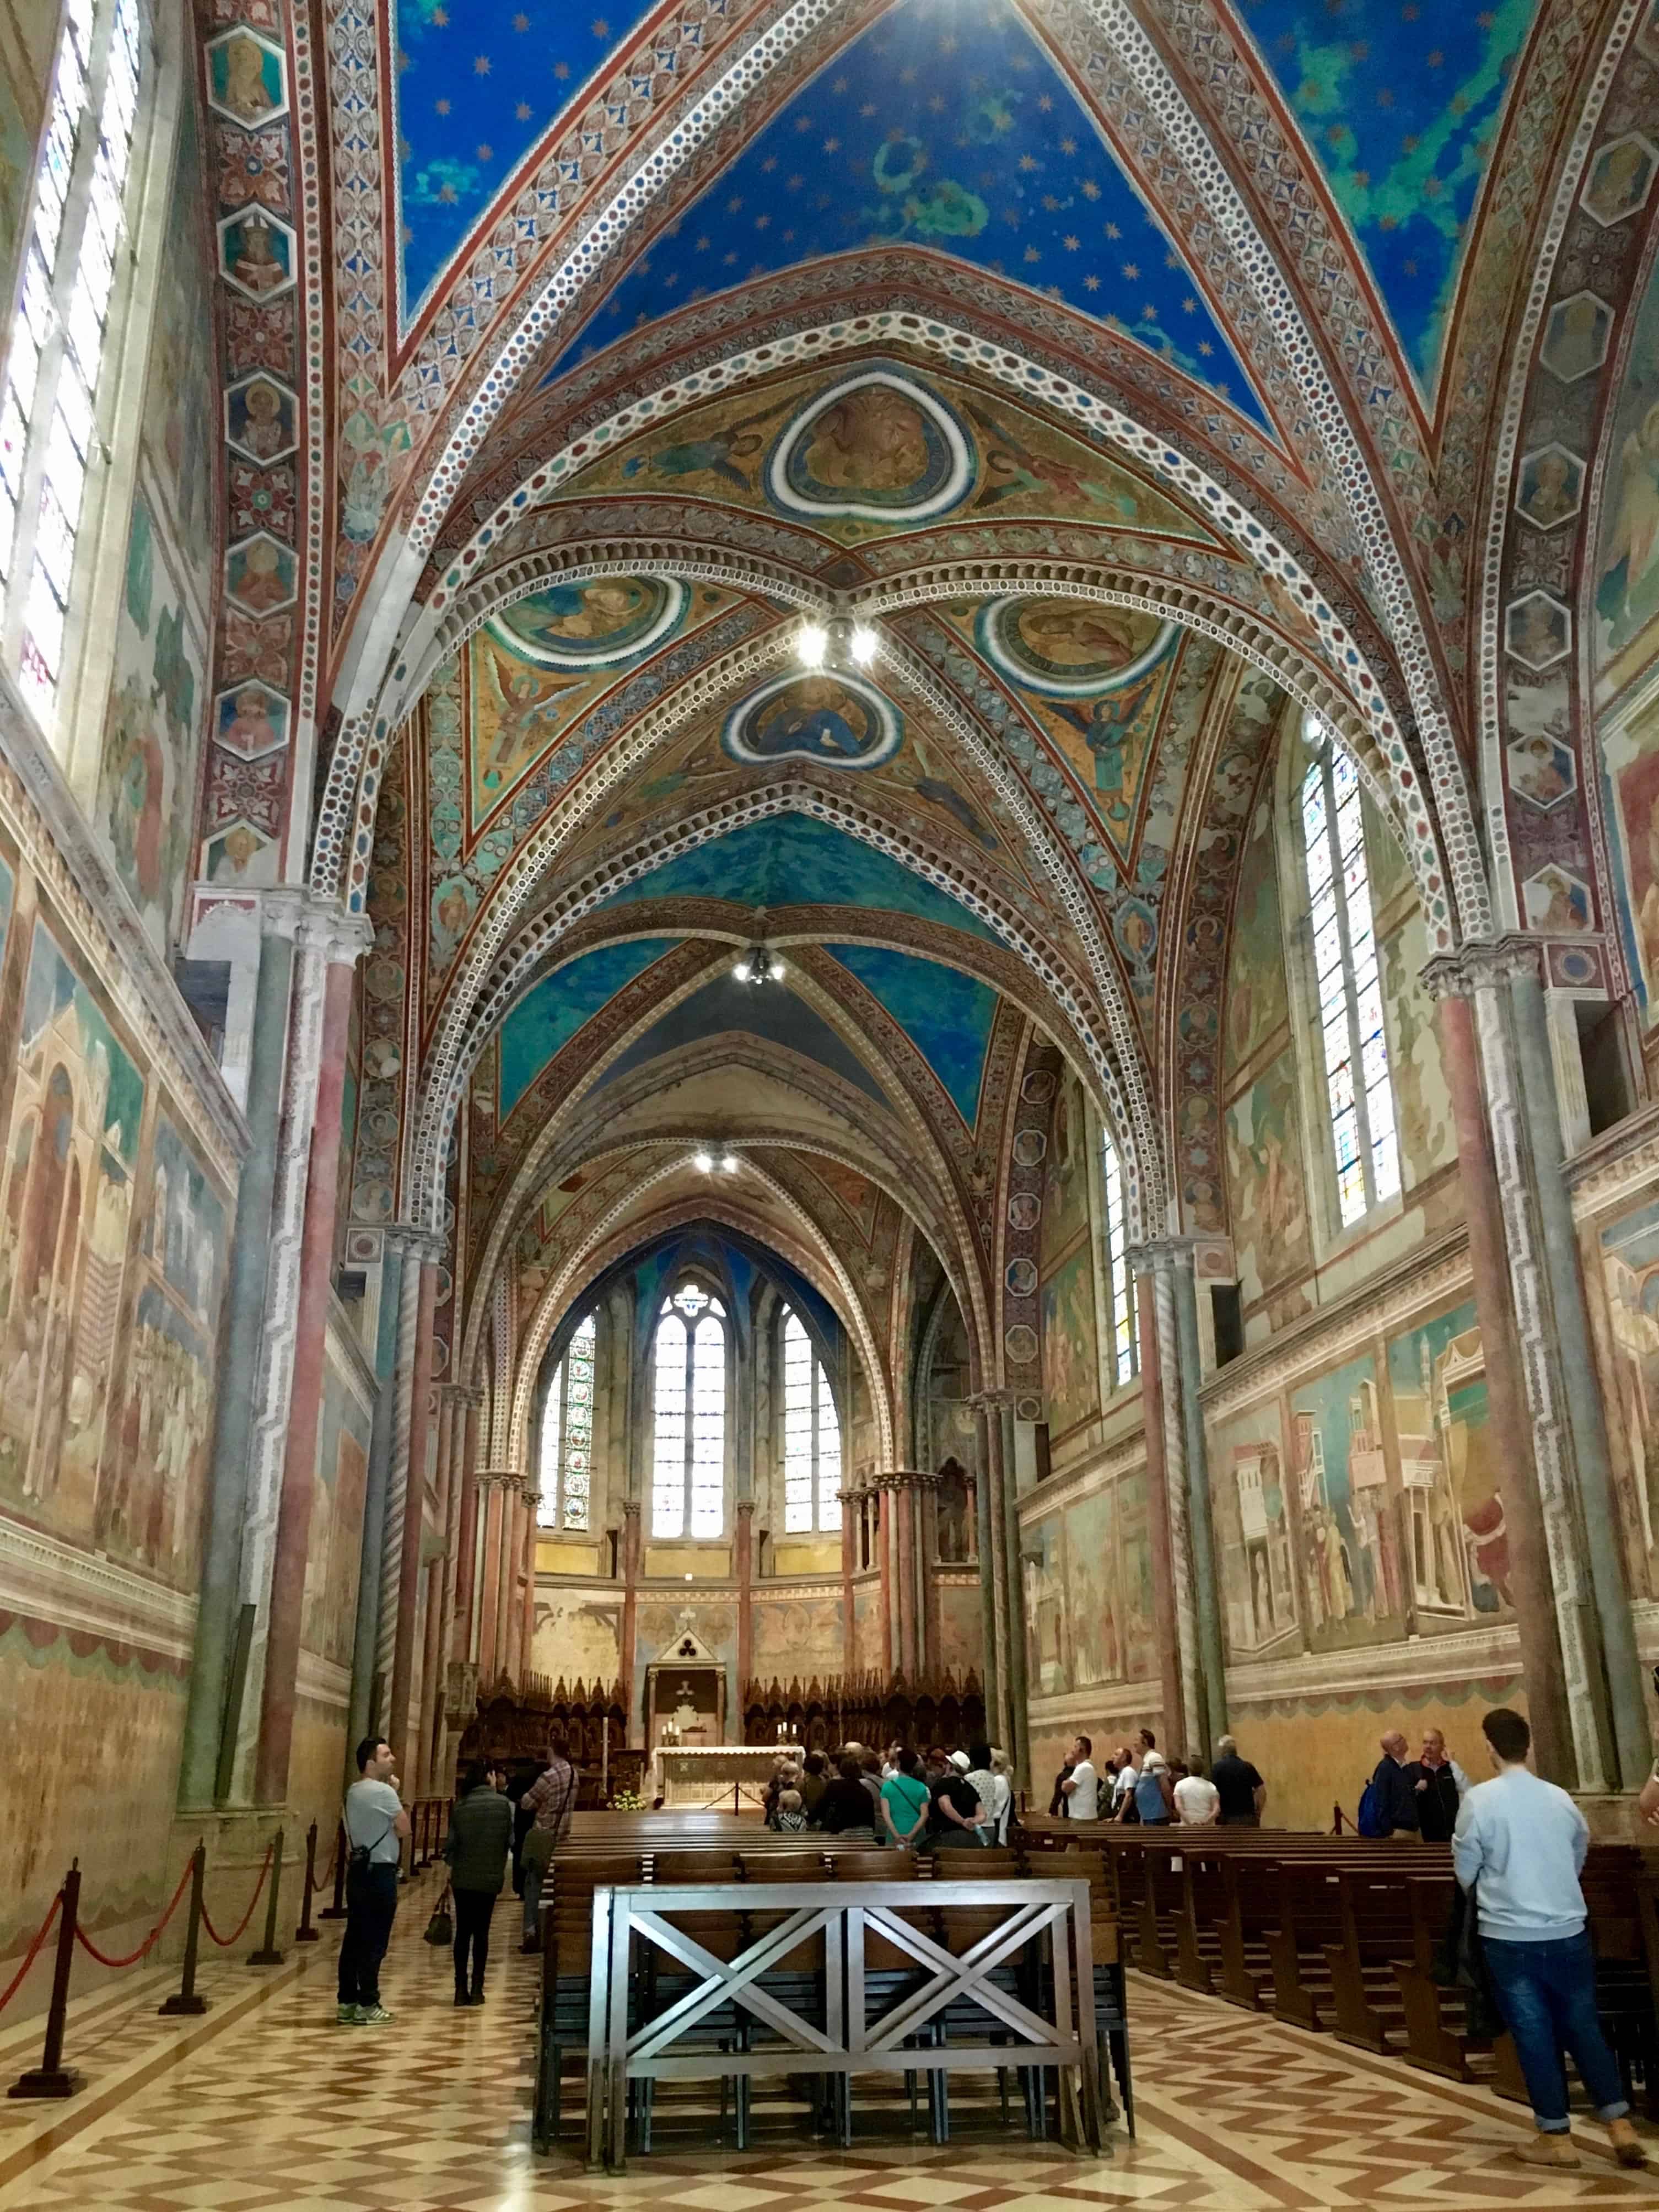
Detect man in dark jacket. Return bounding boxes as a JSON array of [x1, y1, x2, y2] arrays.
[[444, 1763, 513, 2005], [1369, 1731, 1421, 1838], [1407, 1727, 1469, 1844]]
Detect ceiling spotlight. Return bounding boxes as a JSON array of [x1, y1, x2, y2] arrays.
[[767, 955, 786, 981], [732, 956, 753, 982], [795, 613, 879, 674], [692, 1149, 714, 1174], [720, 1152, 740, 1174], [796, 621, 828, 669], [849, 622, 878, 667]]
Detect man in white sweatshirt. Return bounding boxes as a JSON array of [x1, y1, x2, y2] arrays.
[[1452, 1707, 1645, 2170]]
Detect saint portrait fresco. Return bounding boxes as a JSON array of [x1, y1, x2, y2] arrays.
[[766, 369, 973, 522], [722, 672, 902, 769], [486, 577, 688, 669]]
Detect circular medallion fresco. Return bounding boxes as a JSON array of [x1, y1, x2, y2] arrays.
[[723, 670, 902, 769], [1020, 1068, 1056, 1105], [1004, 1257, 1038, 1298], [1007, 1193, 1041, 1233], [766, 368, 974, 524], [977, 597, 1176, 698], [1012, 1129, 1048, 1167], [1004, 1324, 1039, 1365], [486, 576, 687, 669]]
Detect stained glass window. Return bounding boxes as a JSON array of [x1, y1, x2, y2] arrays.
[[1300, 717, 1401, 1228], [782, 1309, 842, 1533], [652, 1283, 726, 1538], [538, 1312, 596, 1531], [3, 0, 145, 721], [1101, 1135, 1138, 1388]]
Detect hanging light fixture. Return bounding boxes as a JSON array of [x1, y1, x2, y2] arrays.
[[732, 907, 786, 986], [794, 611, 878, 674]]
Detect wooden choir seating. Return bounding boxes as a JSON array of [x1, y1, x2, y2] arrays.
[[532, 1813, 1129, 2155], [1020, 1816, 1659, 2116]]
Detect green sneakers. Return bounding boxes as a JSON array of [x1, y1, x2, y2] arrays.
[[336, 2002, 360, 2025]]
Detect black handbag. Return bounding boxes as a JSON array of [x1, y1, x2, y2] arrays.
[[424, 1883, 454, 1945]]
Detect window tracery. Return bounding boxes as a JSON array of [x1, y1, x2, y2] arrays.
[[1101, 1131, 1137, 1388], [538, 1311, 595, 1531], [781, 1308, 841, 1535], [652, 1281, 726, 1539]]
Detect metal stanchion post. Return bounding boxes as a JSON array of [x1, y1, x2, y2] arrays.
[[320, 1822, 347, 1919], [9, 1866, 83, 2099], [159, 1844, 209, 2016], [294, 1822, 319, 1943], [249, 1829, 286, 1966]]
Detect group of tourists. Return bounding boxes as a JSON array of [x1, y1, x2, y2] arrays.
[[1050, 1730, 1267, 1828], [761, 1740, 1015, 1848]]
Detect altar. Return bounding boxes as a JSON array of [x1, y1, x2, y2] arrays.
[[651, 1742, 804, 1809]]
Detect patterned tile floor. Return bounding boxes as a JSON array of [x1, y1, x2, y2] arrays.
[[0, 1869, 1653, 2210]]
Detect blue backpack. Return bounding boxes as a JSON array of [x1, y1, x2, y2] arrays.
[[1356, 1778, 1387, 1838]]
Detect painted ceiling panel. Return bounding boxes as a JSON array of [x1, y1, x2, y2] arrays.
[[826, 943, 997, 1127], [394, 0, 660, 324], [499, 937, 680, 1116], [1232, 0, 1538, 389], [594, 972, 891, 1104], [541, 0, 1272, 427], [598, 813, 1000, 939]]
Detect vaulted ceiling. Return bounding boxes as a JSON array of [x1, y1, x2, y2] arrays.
[[289, 0, 1650, 1424]]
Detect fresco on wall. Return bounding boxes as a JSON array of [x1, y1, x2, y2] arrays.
[[1063, 1487, 1121, 1687], [1291, 1352, 1407, 1651], [301, 1345, 373, 1667], [0, 18, 40, 309], [1041, 1245, 1098, 1440], [1381, 910, 1455, 1185], [1115, 1471, 1156, 1686], [825, 945, 995, 1126], [144, 94, 217, 565], [1595, 245, 1659, 696], [1223, 794, 1290, 1079], [98, 1115, 227, 1586], [0, 920, 143, 1536], [1210, 1403, 1301, 1660], [1037, 1076, 1091, 1267], [1225, 1048, 1311, 1311], [532, 1592, 623, 1688], [852, 1580, 881, 1671], [498, 940, 678, 1118], [1386, 1302, 1508, 1625], [753, 1596, 842, 1676], [96, 492, 208, 951], [1022, 1510, 1068, 1697], [1596, 1196, 1659, 1596]]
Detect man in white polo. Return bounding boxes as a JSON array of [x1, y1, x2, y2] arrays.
[[1060, 1733, 1099, 1819]]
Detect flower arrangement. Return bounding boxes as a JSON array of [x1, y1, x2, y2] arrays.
[[607, 1788, 648, 1812]]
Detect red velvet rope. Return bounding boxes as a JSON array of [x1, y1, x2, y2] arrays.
[[309, 1832, 340, 1893], [0, 1891, 63, 2014], [200, 1841, 274, 1948], [72, 1856, 196, 1970]]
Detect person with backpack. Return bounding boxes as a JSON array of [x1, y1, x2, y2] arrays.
[[1129, 1728, 1175, 1826], [1360, 1730, 1421, 1838], [443, 1761, 513, 2007], [337, 1736, 410, 2025]]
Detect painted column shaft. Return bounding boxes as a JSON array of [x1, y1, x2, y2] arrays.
[[476, 1479, 504, 1682], [375, 1254, 422, 1689], [386, 1260, 438, 1766], [254, 953, 356, 1807], [1170, 1250, 1225, 1754], [450, 1396, 481, 1665], [1509, 968, 1647, 1785], [1133, 1266, 1185, 1753], [918, 1482, 940, 1680], [620, 1501, 641, 1737], [996, 1402, 1029, 1793], [895, 1479, 917, 1678], [345, 1235, 406, 1759], [979, 1400, 1012, 1751], [1434, 989, 1575, 1783], [973, 1413, 1001, 1748], [1151, 1260, 1202, 1752], [498, 1486, 520, 1681], [736, 1500, 755, 1697], [177, 919, 292, 1808]]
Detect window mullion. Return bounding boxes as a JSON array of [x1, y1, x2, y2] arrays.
[[682, 1330, 694, 1539]]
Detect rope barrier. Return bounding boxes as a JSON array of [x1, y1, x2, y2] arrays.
[[0, 1891, 62, 2015], [200, 1840, 274, 1949], [308, 1832, 338, 1893], [71, 1855, 196, 1970]]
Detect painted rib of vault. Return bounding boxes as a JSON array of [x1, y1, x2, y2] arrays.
[[539, 0, 1271, 428], [826, 943, 997, 1127]]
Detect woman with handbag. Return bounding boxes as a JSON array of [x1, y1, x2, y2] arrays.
[[443, 1762, 513, 2005]]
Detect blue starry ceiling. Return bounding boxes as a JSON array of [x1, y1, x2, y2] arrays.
[[1232, 0, 1538, 389], [541, 0, 1270, 428], [499, 937, 680, 1116], [826, 945, 996, 1128], [394, 0, 660, 323]]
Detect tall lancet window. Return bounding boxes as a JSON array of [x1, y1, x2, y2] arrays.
[[1, 0, 145, 718], [1300, 715, 1400, 1227], [782, 1309, 842, 1533], [652, 1283, 726, 1538], [539, 1312, 596, 1530], [1100, 1134, 1137, 1388]]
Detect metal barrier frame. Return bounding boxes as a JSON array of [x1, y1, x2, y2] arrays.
[[583, 1877, 1107, 2169]]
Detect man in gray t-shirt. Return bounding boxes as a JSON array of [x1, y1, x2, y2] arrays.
[[337, 1737, 410, 2025]]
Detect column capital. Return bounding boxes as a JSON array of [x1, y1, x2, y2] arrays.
[[284, 894, 375, 966], [622, 1498, 643, 1519], [383, 1220, 448, 1264], [735, 1498, 757, 1518], [1127, 1234, 1205, 1277], [439, 1381, 484, 1408], [1421, 933, 1546, 1000], [965, 1388, 1015, 1412]]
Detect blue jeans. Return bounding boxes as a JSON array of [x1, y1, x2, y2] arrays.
[[1482, 1930, 1629, 2130]]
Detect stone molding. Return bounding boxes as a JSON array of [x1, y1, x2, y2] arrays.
[[0, 1511, 198, 1662], [1421, 934, 1547, 1000], [1225, 1618, 1525, 1708]]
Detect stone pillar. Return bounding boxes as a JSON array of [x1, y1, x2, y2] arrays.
[[428, 1382, 473, 1792], [892, 1474, 918, 1680], [993, 1396, 1030, 1792], [1426, 972, 1575, 1783], [519, 1481, 540, 1686], [972, 1426, 1001, 1747], [385, 1257, 439, 1770], [499, 1482, 523, 1684], [1129, 1251, 1202, 1755], [253, 922, 369, 1807], [1169, 1242, 1225, 1755], [620, 1499, 642, 1737], [375, 1248, 423, 1711], [177, 895, 295, 1808], [971, 1398, 1006, 1749], [448, 1386, 484, 1683], [736, 1498, 756, 1696], [1132, 1264, 1186, 1754], [918, 1473, 941, 1680], [1425, 940, 1632, 1791], [476, 1476, 507, 1684], [838, 1486, 856, 1677], [346, 1234, 406, 1755]]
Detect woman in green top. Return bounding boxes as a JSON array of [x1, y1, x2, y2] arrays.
[[880, 1749, 931, 1849]]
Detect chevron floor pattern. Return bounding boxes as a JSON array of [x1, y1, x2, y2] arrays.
[[0, 1875, 1652, 2211]]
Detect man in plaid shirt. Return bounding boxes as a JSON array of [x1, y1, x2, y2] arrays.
[[518, 1743, 578, 1950]]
